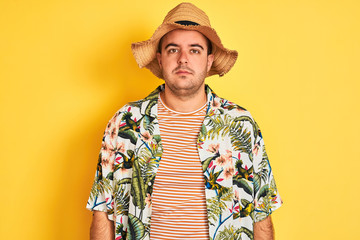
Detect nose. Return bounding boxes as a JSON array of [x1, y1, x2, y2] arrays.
[[177, 50, 188, 64]]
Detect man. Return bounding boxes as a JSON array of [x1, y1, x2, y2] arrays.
[[87, 3, 282, 240]]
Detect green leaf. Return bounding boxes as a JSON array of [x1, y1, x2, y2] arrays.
[[106, 172, 113, 180], [215, 225, 249, 240], [114, 184, 130, 215], [143, 115, 155, 131], [233, 178, 252, 195], [118, 152, 134, 169], [118, 130, 137, 145], [234, 116, 258, 144], [116, 223, 127, 239], [241, 198, 250, 207], [127, 213, 145, 240], [118, 178, 132, 184], [89, 178, 112, 202], [145, 99, 157, 116], [206, 187, 232, 225], [202, 155, 217, 172], [152, 134, 161, 143], [200, 124, 207, 136], [253, 173, 261, 194], [127, 149, 134, 159], [236, 227, 254, 240], [130, 161, 146, 210], [258, 185, 269, 199]]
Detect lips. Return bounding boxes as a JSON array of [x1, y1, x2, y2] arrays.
[[173, 67, 193, 75], [176, 70, 191, 74]]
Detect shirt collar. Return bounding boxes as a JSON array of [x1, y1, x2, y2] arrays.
[[142, 84, 219, 117]]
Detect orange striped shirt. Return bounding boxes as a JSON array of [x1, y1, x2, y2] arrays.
[[149, 96, 209, 240]]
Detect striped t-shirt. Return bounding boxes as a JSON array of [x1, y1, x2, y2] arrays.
[[149, 96, 209, 240]]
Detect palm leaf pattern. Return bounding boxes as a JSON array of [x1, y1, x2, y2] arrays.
[[115, 183, 130, 215], [89, 177, 112, 202], [204, 114, 252, 154], [206, 187, 233, 225], [213, 225, 253, 240], [86, 85, 282, 240], [127, 213, 146, 240]]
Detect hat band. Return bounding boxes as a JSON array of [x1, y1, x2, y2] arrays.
[[175, 20, 199, 26]]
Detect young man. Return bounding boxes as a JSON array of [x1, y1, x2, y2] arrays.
[[87, 3, 282, 240]]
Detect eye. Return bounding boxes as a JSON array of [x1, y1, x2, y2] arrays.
[[168, 48, 178, 53], [190, 49, 200, 54]]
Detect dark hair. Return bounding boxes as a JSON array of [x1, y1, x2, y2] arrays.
[[157, 33, 213, 55]]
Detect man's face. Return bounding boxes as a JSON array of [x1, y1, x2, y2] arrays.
[[157, 29, 214, 97]]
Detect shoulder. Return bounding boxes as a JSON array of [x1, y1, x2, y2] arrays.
[[209, 94, 261, 140], [104, 86, 162, 132], [104, 99, 145, 127], [212, 93, 254, 120], [206, 85, 251, 118]]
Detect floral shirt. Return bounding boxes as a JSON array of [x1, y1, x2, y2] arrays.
[[87, 84, 282, 240]]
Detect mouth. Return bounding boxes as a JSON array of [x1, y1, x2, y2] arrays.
[[175, 70, 191, 74], [174, 67, 193, 75]]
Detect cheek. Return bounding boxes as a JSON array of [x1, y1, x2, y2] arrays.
[[200, 57, 211, 70], [161, 57, 177, 69]]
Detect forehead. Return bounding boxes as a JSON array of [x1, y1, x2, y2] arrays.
[[160, 29, 208, 47]]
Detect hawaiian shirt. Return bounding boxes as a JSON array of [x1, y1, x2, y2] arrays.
[[87, 84, 282, 240]]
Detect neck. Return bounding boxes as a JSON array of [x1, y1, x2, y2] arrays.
[[160, 85, 207, 113]]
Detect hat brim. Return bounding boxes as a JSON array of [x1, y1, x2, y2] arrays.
[[131, 23, 238, 79]]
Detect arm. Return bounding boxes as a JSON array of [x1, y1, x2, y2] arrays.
[[90, 211, 115, 240], [253, 215, 274, 240]]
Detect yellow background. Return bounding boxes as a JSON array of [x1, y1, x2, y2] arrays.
[[1, 0, 359, 239]]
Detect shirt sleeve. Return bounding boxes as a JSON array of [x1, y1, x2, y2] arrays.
[[86, 114, 119, 221], [252, 123, 283, 222]]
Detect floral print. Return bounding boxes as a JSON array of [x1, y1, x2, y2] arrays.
[[87, 84, 282, 240]]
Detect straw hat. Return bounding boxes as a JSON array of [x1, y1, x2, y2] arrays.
[[131, 2, 238, 79]]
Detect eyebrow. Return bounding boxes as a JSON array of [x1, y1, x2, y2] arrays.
[[164, 43, 179, 49], [190, 44, 204, 50], [164, 43, 204, 50]]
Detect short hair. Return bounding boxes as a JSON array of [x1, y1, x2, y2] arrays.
[[157, 33, 213, 55]]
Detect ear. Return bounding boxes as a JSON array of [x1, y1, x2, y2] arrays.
[[156, 52, 162, 69], [207, 54, 214, 72]]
